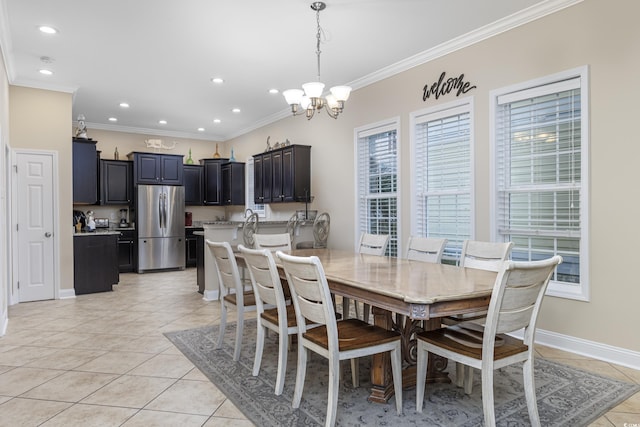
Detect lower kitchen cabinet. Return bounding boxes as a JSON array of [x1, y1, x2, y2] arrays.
[[118, 230, 136, 272], [186, 227, 203, 268], [196, 233, 204, 294], [74, 234, 119, 295]]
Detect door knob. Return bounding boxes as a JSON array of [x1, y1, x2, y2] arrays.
[[45, 232, 52, 237]]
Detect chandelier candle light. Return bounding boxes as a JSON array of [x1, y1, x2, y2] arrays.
[[283, 2, 351, 120]]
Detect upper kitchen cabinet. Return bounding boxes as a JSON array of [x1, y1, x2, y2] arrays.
[[73, 138, 99, 204], [253, 144, 311, 204], [129, 152, 184, 185], [221, 162, 245, 205], [100, 159, 133, 205], [183, 164, 203, 206], [200, 158, 228, 205], [253, 151, 272, 204]]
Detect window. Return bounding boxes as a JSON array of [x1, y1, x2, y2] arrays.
[[492, 67, 589, 300], [411, 99, 473, 262], [245, 156, 266, 218], [355, 119, 400, 257]]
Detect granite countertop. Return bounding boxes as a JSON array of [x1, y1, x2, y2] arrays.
[[74, 230, 121, 236], [202, 220, 312, 226]]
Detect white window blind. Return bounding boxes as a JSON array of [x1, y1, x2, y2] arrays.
[[494, 73, 587, 297], [356, 123, 399, 257], [412, 102, 472, 261]]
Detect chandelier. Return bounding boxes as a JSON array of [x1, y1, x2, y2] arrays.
[[283, 2, 352, 120]]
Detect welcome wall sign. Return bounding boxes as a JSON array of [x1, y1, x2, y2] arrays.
[[422, 71, 477, 101]]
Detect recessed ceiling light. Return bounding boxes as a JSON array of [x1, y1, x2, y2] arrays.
[[213, 119, 221, 124], [158, 120, 167, 125], [108, 117, 117, 122], [197, 127, 205, 132], [119, 102, 129, 108], [231, 108, 241, 113], [39, 26, 57, 34], [269, 88, 279, 94], [211, 77, 224, 84], [39, 69, 53, 75]]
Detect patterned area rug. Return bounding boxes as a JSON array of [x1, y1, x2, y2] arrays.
[[165, 321, 639, 426]]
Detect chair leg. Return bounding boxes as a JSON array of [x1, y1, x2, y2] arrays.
[[390, 344, 403, 415], [464, 365, 474, 395], [217, 302, 228, 349], [342, 297, 350, 319], [363, 304, 370, 323], [292, 343, 307, 409], [326, 354, 340, 427], [415, 341, 428, 413], [233, 310, 243, 361], [455, 362, 465, 388], [252, 322, 265, 377], [481, 367, 496, 427], [523, 357, 540, 425], [274, 330, 288, 396], [350, 358, 359, 388]]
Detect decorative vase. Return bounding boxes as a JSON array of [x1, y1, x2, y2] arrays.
[[213, 143, 221, 158], [186, 149, 194, 164]]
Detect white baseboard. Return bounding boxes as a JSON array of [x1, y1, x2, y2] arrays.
[[202, 289, 219, 301], [58, 288, 76, 299], [508, 328, 640, 371]]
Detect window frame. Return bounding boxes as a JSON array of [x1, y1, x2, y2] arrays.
[[354, 117, 401, 257], [490, 66, 590, 301], [409, 97, 475, 262]]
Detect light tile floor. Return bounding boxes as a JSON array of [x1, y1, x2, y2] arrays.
[[0, 269, 638, 426]]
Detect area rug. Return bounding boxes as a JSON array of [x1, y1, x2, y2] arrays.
[[165, 320, 639, 426]]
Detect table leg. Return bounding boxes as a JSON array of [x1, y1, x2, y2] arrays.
[[369, 308, 450, 403]]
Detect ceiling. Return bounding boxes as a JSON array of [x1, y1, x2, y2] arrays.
[[1, 0, 557, 141]]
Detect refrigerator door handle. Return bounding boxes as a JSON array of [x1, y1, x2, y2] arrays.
[[158, 192, 164, 230]]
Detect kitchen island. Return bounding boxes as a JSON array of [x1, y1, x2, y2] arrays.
[[73, 230, 120, 295], [201, 220, 313, 300]]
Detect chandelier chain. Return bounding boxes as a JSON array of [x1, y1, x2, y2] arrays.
[[315, 6, 322, 82]]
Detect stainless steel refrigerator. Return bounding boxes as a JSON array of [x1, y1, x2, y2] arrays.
[[137, 185, 185, 272]]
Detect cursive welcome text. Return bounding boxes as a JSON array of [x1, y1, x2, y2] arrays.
[[423, 71, 477, 101]]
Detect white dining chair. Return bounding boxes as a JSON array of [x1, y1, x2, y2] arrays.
[[447, 240, 514, 388], [207, 240, 256, 361], [276, 250, 403, 427], [345, 233, 389, 322], [405, 236, 448, 263], [254, 233, 292, 252], [238, 244, 300, 395], [416, 256, 562, 427]]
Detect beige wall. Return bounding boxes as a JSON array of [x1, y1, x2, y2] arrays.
[[226, 0, 640, 353], [9, 86, 73, 291]]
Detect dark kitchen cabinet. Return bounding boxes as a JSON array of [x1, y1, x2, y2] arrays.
[[221, 162, 245, 205], [200, 158, 228, 205], [129, 152, 184, 185], [74, 234, 119, 294], [73, 138, 99, 204], [253, 152, 272, 203], [196, 233, 204, 294], [100, 159, 133, 205], [253, 145, 311, 204], [183, 164, 203, 206], [185, 227, 203, 267], [117, 230, 136, 273]]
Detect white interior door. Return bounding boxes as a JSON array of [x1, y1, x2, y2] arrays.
[[15, 152, 55, 302]]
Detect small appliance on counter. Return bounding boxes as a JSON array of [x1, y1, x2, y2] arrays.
[[85, 210, 96, 231], [185, 211, 193, 227], [119, 208, 129, 228], [95, 218, 110, 229]]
